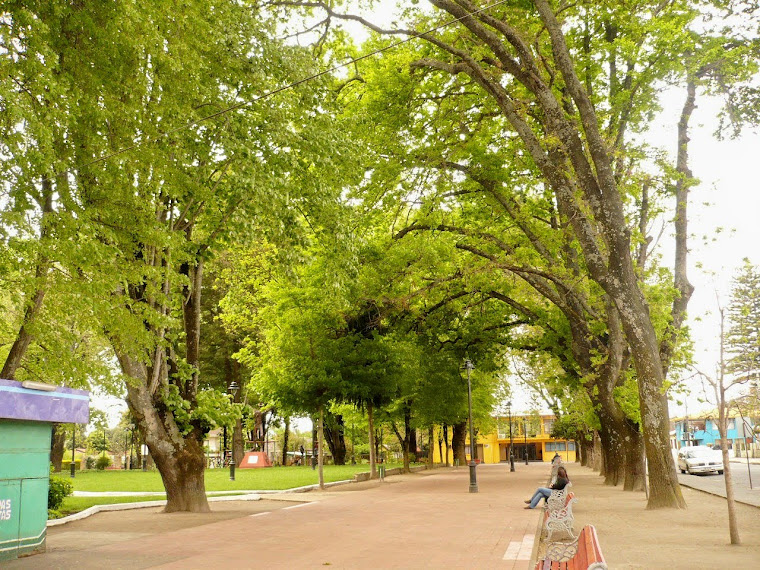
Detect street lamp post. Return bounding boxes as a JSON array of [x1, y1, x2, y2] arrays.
[[507, 401, 515, 472], [351, 423, 356, 465], [124, 426, 129, 470], [228, 381, 239, 481], [378, 427, 384, 479], [464, 359, 478, 493], [70, 427, 76, 478], [523, 418, 528, 465]]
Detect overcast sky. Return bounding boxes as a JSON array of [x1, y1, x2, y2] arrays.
[[657, 92, 760, 416]]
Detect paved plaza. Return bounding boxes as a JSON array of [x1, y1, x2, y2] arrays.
[[9, 464, 543, 569], [7, 461, 760, 569]]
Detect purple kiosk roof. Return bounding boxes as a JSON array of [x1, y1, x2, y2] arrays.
[[0, 379, 89, 424]]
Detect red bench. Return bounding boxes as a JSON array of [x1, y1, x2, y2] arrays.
[[535, 525, 607, 570]]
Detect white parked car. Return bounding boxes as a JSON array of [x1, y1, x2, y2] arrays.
[[677, 446, 724, 475]]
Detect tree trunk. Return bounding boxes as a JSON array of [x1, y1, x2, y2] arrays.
[[659, 78, 696, 376], [437, 428, 444, 465], [578, 433, 593, 468], [592, 432, 604, 472], [324, 412, 347, 465], [720, 443, 741, 544], [282, 416, 290, 465], [50, 423, 66, 472], [597, 417, 624, 485], [443, 424, 450, 466], [619, 303, 686, 508], [367, 403, 377, 479], [317, 407, 325, 490], [428, 425, 435, 465], [119, 355, 210, 513], [233, 418, 244, 466], [717, 335, 741, 545], [312, 421, 318, 464], [1, 178, 54, 380], [152, 435, 209, 513], [408, 425, 418, 462], [451, 421, 467, 466], [403, 404, 412, 471], [390, 420, 411, 473], [622, 420, 646, 492], [534, 0, 685, 508]]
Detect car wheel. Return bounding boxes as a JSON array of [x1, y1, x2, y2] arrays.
[[686, 467, 693, 475], [680, 468, 685, 474], [718, 470, 723, 475]]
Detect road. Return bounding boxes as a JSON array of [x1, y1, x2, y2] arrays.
[[677, 460, 760, 507]]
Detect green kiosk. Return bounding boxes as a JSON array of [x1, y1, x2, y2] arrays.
[[0, 378, 90, 562]]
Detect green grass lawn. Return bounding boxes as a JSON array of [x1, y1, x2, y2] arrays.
[[60, 464, 394, 493], [56, 495, 166, 516]]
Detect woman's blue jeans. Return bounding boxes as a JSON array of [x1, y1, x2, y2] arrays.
[[528, 487, 552, 508]]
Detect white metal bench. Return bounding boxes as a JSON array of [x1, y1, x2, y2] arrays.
[[544, 482, 576, 541]]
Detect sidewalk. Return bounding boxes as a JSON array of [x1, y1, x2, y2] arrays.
[[8, 463, 760, 569], [551, 464, 760, 569], [730, 455, 760, 465]]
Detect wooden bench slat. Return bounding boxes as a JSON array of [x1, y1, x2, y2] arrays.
[[587, 524, 606, 566], [536, 525, 607, 570]]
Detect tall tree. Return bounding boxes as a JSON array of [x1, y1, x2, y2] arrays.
[[301, 0, 759, 507], [2, 1, 356, 511], [725, 261, 760, 385]]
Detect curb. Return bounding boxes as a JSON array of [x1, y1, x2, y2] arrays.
[[47, 493, 262, 527], [677, 481, 760, 508], [529, 503, 545, 568], [48, 478, 362, 527], [72, 490, 254, 497], [49, 466, 437, 527], [261, 479, 355, 494]]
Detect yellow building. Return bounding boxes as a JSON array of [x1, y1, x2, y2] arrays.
[[432, 414, 576, 464]]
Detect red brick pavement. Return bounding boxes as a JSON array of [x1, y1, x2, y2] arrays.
[[9, 463, 550, 570]]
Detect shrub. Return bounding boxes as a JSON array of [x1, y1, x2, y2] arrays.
[[61, 460, 81, 471], [95, 455, 111, 470], [85, 456, 96, 469], [48, 472, 73, 510]]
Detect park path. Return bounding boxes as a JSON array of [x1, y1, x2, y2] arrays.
[[9, 463, 544, 570], [9, 461, 760, 568]]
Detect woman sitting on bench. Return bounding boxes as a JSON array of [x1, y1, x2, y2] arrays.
[[524, 466, 569, 509]]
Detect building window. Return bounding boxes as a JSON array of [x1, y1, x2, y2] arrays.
[[544, 420, 554, 434]]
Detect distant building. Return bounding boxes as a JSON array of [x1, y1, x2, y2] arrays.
[[672, 407, 759, 455], [432, 414, 576, 465]]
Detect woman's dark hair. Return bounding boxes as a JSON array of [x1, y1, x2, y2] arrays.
[[557, 466, 568, 479]]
